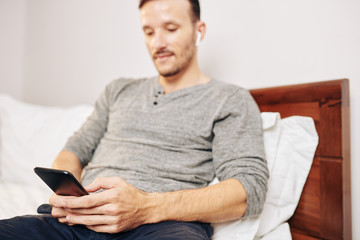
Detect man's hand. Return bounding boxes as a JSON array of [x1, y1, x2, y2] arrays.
[[50, 177, 247, 234], [49, 177, 154, 233]]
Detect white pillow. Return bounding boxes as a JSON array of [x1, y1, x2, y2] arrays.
[[255, 115, 318, 238], [212, 112, 318, 240], [212, 112, 281, 239], [257, 222, 292, 240], [0, 94, 93, 189]]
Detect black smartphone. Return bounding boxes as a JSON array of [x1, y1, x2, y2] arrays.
[[34, 167, 88, 196]]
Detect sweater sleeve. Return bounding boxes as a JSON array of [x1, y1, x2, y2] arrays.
[[212, 88, 269, 217], [62, 83, 112, 167]]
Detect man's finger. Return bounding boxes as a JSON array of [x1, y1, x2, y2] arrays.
[[50, 194, 92, 209], [66, 203, 113, 215], [53, 188, 120, 209], [49, 194, 76, 208], [66, 213, 117, 226], [85, 177, 125, 192], [86, 224, 124, 234], [51, 206, 68, 218], [57, 217, 68, 224]]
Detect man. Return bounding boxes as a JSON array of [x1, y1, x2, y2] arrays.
[[0, 0, 268, 239]]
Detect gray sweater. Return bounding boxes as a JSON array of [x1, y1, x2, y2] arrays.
[[63, 77, 268, 217]]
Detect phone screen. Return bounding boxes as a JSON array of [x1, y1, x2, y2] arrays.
[[34, 167, 88, 196]]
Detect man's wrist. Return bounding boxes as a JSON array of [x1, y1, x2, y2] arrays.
[[142, 192, 168, 224]]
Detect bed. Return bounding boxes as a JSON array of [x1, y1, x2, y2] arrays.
[[0, 79, 351, 239], [250, 79, 352, 240]]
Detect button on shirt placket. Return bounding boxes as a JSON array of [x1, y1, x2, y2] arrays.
[[154, 91, 163, 106]]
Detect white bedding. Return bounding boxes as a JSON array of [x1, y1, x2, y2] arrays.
[[0, 94, 318, 239], [0, 181, 50, 219]]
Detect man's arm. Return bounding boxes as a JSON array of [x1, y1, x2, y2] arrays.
[[52, 150, 83, 181], [149, 178, 247, 223], [49, 177, 246, 233]]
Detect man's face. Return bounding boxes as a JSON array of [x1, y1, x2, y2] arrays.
[[140, 0, 197, 78]]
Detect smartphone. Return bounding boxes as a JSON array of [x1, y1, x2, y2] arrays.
[[34, 167, 88, 196]]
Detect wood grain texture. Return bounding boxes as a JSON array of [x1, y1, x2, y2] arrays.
[[250, 79, 351, 240]]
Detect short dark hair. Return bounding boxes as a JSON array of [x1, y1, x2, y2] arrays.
[[139, 0, 200, 22]]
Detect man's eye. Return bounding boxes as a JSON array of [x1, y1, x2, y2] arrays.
[[144, 31, 153, 36], [167, 28, 177, 32]]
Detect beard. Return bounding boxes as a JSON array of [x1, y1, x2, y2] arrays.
[[152, 39, 196, 78]]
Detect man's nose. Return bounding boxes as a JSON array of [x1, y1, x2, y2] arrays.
[[152, 31, 167, 50]]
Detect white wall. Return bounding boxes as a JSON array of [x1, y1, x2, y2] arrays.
[[23, 0, 155, 106], [0, 0, 359, 238], [0, 0, 27, 99]]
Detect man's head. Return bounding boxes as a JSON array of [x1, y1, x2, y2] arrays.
[[139, 0, 205, 78], [139, 0, 200, 23]]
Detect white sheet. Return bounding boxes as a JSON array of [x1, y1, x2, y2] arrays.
[[0, 181, 51, 219]]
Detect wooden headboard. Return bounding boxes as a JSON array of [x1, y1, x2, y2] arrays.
[[250, 79, 352, 240]]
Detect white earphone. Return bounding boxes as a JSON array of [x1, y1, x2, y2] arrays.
[[196, 32, 201, 47]]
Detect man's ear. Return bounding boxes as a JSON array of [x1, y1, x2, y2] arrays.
[[196, 32, 201, 46], [196, 21, 206, 46]]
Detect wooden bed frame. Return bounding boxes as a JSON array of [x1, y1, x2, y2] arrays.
[[250, 79, 351, 240]]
